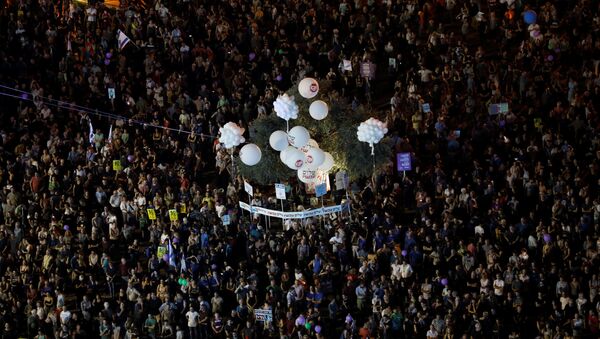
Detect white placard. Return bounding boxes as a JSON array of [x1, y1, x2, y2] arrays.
[[342, 59, 352, 71], [244, 181, 253, 196], [275, 183, 286, 200]]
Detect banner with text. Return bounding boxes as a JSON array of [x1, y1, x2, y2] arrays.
[[239, 201, 349, 219]]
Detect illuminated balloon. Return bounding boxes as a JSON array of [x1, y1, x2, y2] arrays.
[[285, 148, 306, 170], [305, 147, 325, 169], [298, 78, 319, 99], [288, 126, 310, 148], [309, 100, 329, 120], [269, 130, 289, 151], [523, 10, 537, 25], [319, 152, 334, 172], [239, 144, 262, 166]]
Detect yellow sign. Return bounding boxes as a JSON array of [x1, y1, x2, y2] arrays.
[[147, 208, 157, 220], [157, 246, 167, 259], [179, 203, 187, 214], [168, 209, 178, 222], [112, 160, 122, 171], [534, 118, 542, 129]]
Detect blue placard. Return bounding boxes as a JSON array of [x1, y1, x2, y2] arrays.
[[315, 183, 327, 198], [422, 103, 431, 113], [222, 214, 230, 225], [397, 153, 412, 172]]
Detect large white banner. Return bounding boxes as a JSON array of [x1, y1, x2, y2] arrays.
[[239, 201, 348, 219]]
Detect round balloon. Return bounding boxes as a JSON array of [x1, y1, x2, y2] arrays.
[[300, 139, 319, 154], [269, 130, 289, 151], [280, 146, 296, 163], [319, 152, 334, 172], [239, 144, 262, 166], [288, 126, 310, 148], [285, 148, 305, 170], [298, 78, 319, 99], [309, 100, 329, 120], [305, 147, 325, 169], [298, 168, 318, 184], [523, 10, 537, 25]]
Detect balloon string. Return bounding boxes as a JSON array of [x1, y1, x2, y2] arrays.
[[370, 143, 375, 156], [286, 120, 289, 133], [230, 152, 236, 178]]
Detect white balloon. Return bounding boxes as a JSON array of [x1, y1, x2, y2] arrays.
[[273, 94, 299, 121], [288, 126, 310, 148], [280, 146, 296, 163], [239, 144, 262, 166], [285, 148, 306, 169], [300, 139, 319, 154], [319, 152, 334, 172], [269, 130, 289, 151], [309, 100, 329, 120], [218, 122, 246, 149], [298, 78, 319, 99], [357, 117, 387, 145], [305, 147, 325, 169], [297, 168, 318, 184]]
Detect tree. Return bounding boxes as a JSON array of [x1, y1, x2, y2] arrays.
[[237, 80, 391, 185]]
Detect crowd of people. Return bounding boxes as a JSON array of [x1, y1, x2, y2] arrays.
[[0, 0, 599, 338]]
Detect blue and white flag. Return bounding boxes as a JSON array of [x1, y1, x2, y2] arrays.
[[180, 252, 187, 272], [107, 124, 113, 143], [167, 239, 176, 268], [117, 30, 131, 51], [88, 120, 95, 145]]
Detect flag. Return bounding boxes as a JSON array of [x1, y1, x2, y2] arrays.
[[107, 124, 113, 143], [117, 30, 132, 51], [88, 120, 95, 145], [180, 252, 187, 273], [167, 239, 176, 268]]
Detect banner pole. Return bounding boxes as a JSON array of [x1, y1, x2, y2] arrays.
[[321, 196, 325, 228]]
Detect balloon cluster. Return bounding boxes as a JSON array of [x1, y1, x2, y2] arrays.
[[270, 128, 333, 180], [263, 78, 335, 184], [218, 122, 262, 167], [273, 93, 299, 121], [218, 122, 245, 149], [357, 117, 388, 154]]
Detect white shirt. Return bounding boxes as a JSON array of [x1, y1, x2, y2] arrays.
[[399, 263, 413, 278], [186, 310, 199, 327], [493, 279, 504, 296], [60, 310, 71, 324], [86, 7, 97, 22]]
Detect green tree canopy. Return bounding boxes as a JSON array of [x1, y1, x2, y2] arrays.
[[237, 80, 391, 185]]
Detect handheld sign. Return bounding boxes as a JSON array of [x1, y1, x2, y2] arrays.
[[222, 214, 231, 226], [397, 153, 412, 172], [254, 309, 273, 323], [157, 246, 167, 259], [244, 181, 253, 196], [275, 183, 286, 200], [147, 209, 157, 220], [112, 160, 122, 171], [168, 209, 178, 222], [108, 88, 116, 99], [315, 183, 327, 198]]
